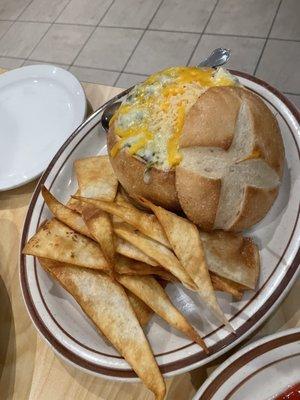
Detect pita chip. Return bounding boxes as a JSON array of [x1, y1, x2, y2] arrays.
[[117, 274, 208, 353], [114, 223, 197, 290], [115, 255, 177, 282], [23, 219, 110, 272], [73, 196, 170, 248], [41, 186, 92, 238], [74, 156, 118, 201], [126, 289, 153, 327], [39, 258, 165, 400], [140, 198, 230, 329], [82, 205, 115, 265], [116, 237, 159, 266]]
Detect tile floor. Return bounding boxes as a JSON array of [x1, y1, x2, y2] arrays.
[[0, 0, 299, 107]]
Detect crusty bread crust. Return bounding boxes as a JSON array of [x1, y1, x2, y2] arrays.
[[180, 86, 241, 150], [107, 129, 179, 210], [229, 186, 278, 231], [177, 87, 284, 231], [107, 86, 284, 232], [175, 169, 220, 231]]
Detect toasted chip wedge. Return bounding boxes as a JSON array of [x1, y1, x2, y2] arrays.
[[23, 219, 110, 271], [210, 272, 245, 301], [41, 186, 92, 238], [74, 156, 118, 201], [73, 196, 170, 248], [38, 258, 165, 400], [126, 289, 153, 327], [66, 190, 84, 214], [115, 255, 177, 282], [116, 237, 159, 266], [115, 192, 138, 210], [199, 230, 260, 290], [114, 223, 197, 290], [117, 274, 208, 353], [82, 205, 115, 265], [140, 198, 229, 328]]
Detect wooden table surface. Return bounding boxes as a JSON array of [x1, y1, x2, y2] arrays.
[[0, 68, 299, 400]]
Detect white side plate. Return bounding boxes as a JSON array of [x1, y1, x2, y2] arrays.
[[193, 328, 300, 400], [0, 65, 86, 190]]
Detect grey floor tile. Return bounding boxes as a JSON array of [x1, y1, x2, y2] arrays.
[[0, 0, 32, 20], [150, 0, 217, 33], [125, 30, 199, 75], [0, 57, 24, 69], [0, 21, 12, 40], [255, 39, 300, 93], [69, 66, 118, 85], [116, 72, 148, 88], [30, 24, 93, 64], [19, 0, 70, 23], [75, 27, 143, 70], [285, 93, 300, 109], [23, 60, 69, 69], [57, 0, 112, 26], [189, 34, 265, 74], [206, 0, 280, 37], [101, 0, 161, 29], [270, 0, 300, 40], [0, 22, 50, 58]]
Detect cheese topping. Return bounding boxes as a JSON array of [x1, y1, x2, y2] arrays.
[[110, 66, 237, 170]]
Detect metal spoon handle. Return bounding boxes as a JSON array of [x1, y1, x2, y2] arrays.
[[197, 47, 231, 68]]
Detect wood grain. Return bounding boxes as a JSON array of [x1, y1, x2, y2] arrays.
[[0, 68, 299, 400]]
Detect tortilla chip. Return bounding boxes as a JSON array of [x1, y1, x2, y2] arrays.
[[23, 219, 110, 272], [41, 186, 92, 238], [73, 196, 170, 248], [39, 258, 165, 400], [116, 237, 159, 266], [140, 198, 229, 329], [82, 205, 115, 265], [199, 230, 260, 290], [126, 289, 153, 327], [116, 188, 149, 211], [114, 223, 197, 290], [74, 156, 118, 201], [210, 272, 245, 301], [66, 190, 84, 214], [115, 192, 138, 210], [115, 255, 177, 282], [117, 275, 208, 353]]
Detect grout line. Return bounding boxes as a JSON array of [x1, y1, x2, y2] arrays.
[[69, 0, 116, 69], [68, 64, 122, 73], [0, 21, 13, 41], [113, 0, 165, 86], [187, 0, 220, 65], [14, 0, 35, 21], [253, 0, 283, 75], [1, 18, 300, 43], [21, 0, 73, 65], [16, 20, 98, 27]]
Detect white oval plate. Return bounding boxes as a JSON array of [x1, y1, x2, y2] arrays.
[[20, 71, 300, 381], [0, 65, 86, 191], [193, 328, 300, 400]]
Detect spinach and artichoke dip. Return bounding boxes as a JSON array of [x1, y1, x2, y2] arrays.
[[110, 67, 237, 171]]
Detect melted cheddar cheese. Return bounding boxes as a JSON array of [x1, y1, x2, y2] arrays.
[[110, 66, 237, 170]]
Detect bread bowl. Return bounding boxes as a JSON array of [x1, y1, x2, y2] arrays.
[[107, 67, 284, 231]]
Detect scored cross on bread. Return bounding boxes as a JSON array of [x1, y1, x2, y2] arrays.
[[176, 86, 284, 231]]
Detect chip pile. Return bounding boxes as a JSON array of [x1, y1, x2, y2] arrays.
[[23, 155, 259, 400]]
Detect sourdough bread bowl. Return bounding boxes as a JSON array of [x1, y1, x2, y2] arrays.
[[107, 67, 284, 231]]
